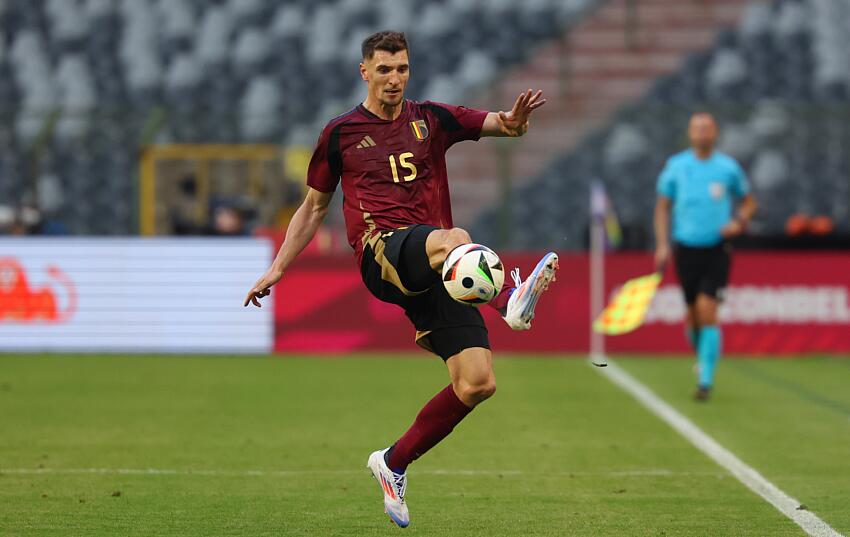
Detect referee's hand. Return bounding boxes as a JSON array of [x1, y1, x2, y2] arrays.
[[654, 243, 670, 273], [721, 220, 745, 238], [244, 268, 283, 307]]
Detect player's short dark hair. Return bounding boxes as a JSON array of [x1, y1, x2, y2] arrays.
[[361, 31, 408, 61]]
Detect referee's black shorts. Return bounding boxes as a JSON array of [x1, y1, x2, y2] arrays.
[[673, 241, 732, 305], [359, 224, 490, 360]]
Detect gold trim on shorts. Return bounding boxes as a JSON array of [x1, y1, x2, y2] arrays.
[[361, 228, 427, 297]]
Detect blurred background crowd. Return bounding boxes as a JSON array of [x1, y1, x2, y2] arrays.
[[1, 0, 848, 251]]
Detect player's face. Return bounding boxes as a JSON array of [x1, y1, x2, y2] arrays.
[[361, 50, 409, 107], [688, 114, 718, 152]]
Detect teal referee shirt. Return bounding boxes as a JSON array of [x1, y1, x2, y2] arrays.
[[656, 149, 750, 247]]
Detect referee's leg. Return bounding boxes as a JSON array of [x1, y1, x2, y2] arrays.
[[685, 305, 700, 349], [694, 293, 721, 400]]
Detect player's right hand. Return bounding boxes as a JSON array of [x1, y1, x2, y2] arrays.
[[244, 268, 284, 307]]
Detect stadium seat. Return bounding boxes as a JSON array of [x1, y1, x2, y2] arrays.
[[12, 0, 844, 238], [471, 0, 850, 246]]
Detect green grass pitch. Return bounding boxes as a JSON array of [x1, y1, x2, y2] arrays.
[[1, 354, 848, 536]]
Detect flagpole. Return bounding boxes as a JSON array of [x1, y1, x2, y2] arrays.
[[589, 181, 608, 367]]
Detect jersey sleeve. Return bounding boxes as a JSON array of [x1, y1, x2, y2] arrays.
[[306, 124, 342, 193], [656, 159, 677, 199], [422, 101, 489, 148], [729, 159, 750, 197]]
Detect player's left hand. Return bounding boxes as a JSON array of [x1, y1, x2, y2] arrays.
[[244, 268, 283, 307], [720, 219, 744, 238], [498, 89, 546, 137]]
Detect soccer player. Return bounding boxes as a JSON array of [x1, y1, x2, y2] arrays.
[[243, 31, 558, 527], [653, 112, 757, 401]]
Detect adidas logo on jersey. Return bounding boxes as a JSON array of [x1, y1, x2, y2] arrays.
[[356, 135, 377, 149]]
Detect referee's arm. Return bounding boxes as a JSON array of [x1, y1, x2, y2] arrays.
[[653, 196, 673, 271], [720, 194, 758, 237]]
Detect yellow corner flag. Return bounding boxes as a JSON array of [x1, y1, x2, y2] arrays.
[[593, 272, 662, 335]]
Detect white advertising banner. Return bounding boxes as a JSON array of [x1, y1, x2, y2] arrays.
[[0, 238, 272, 353]]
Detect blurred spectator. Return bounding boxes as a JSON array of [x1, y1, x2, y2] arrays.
[[0, 204, 48, 235], [0, 203, 68, 236], [16, 205, 43, 234], [210, 205, 246, 236], [0, 205, 15, 234], [166, 174, 260, 235], [169, 174, 204, 235]]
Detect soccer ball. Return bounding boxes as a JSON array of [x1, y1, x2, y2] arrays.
[[441, 244, 505, 306]]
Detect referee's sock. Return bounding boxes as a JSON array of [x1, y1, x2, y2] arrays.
[[697, 325, 722, 388]]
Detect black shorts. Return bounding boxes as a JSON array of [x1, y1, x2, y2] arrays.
[[360, 224, 490, 360], [673, 242, 732, 305]]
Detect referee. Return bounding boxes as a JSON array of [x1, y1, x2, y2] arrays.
[[653, 112, 757, 401]]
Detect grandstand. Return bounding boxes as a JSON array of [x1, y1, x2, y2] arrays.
[[0, 0, 597, 235], [1, 0, 847, 244], [469, 0, 850, 248]]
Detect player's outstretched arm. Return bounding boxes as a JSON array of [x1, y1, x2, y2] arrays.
[[481, 89, 546, 137], [243, 188, 333, 307]]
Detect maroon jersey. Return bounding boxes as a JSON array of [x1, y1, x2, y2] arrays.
[[307, 100, 488, 262]]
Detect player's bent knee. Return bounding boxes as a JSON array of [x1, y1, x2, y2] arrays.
[[440, 227, 472, 257], [476, 379, 497, 400], [427, 227, 473, 269], [457, 383, 496, 406], [446, 227, 472, 248], [454, 376, 496, 406]]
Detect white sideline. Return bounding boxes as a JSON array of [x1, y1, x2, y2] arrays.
[[0, 467, 722, 478], [597, 360, 844, 537]]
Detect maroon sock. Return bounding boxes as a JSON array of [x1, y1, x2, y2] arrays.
[[488, 279, 515, 316], [387, 384, 473, 473]]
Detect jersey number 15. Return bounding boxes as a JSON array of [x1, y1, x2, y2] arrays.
[[389, 152, 417, 183]]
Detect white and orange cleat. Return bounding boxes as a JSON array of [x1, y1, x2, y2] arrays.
[[366, 448, 410, 528], [502, 252, 559, 330]]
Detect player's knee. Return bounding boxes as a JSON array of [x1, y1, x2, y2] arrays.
[[477, 378, 497, 400], [455, 375, 496, 406], [444, 227, 472, 251], [427, 227, 473, 269]]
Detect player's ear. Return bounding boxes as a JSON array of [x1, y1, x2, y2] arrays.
[[359, 63, 368, 82]]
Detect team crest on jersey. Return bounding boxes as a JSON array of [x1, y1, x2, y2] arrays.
[[410, 119, 429, 141], [709, 182, 726, 200]]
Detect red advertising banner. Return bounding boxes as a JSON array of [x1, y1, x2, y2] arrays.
[[274, 252, 850, 355]]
